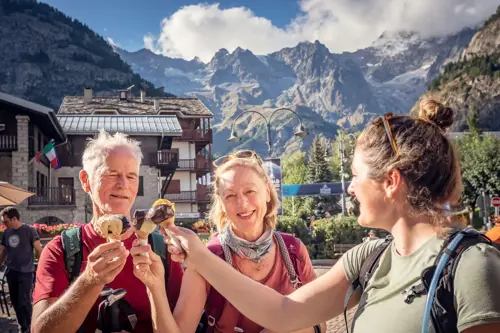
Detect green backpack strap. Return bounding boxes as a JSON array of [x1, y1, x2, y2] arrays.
[[61, 226, 83, 284], [148, 231, 169, 283], [61, 226, 85, 333]]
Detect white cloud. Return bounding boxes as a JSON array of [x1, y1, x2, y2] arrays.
[[106, 37, 119, 48], [145, 1, 499, 62]]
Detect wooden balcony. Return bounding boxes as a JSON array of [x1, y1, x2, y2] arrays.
[[196, 184, 211, 202], [27, 187, 76, 207], [0, 135, 17, 151], [175, 129, 212, 142], [153, 151, 211, 173], [164, 191, 196, 202]]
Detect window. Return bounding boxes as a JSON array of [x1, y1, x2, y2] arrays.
[[59, 178, 74, 204], [137, 176, 144, 196], [166, 179, 181, 194], [37, 132, 42, 152]]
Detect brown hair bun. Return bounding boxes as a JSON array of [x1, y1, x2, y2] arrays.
[[418, 99, 454, 131]]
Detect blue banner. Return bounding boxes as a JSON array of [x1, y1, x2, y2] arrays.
[[263, 158, 283, 215], [282, 182, 350, 197]]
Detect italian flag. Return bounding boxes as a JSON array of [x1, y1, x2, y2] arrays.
[[42, 141, 60, 169]]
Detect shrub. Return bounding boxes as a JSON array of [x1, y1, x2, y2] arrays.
[[276, 216, 312, 245], [309, 215, 368, 259]]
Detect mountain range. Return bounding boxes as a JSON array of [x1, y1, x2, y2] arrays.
[[1, 0, 498, 157], [117, 27, 477, 156]]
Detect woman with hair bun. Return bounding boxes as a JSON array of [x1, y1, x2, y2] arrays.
[[139, 100, 500, 333]]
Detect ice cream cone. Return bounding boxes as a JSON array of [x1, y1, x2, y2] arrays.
[[150, 199, 181, 249], [94, 214, 129, 242]]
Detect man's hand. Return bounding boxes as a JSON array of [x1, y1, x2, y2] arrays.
[[82, 241, 129, 286], [130, 239, 165, 289]]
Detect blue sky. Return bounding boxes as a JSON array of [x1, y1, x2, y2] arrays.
[[40, 0, 496, 62], [41, 0, 300, 52]]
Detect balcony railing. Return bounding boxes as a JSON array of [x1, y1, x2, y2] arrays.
[[153, 151, 211, 172], [0, 135, 17, 151], [176, 129, 212, 142], [164, 191, 196, 202], [155, 151, 178, 166], [27, 187, 76, 206]]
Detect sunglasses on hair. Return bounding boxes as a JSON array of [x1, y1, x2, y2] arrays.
[[372, 113, 399, 155], [213, 150, 263, 167]]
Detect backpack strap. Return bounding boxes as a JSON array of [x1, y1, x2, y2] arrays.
[[420, 229, 496, 333], [61, 226, 85, 333], [61, 226, 84, 284], [275, 232, 303, 288], [203, 234, 227, 333], [343, 235, 393, 333], [148, 231, 169, 284]]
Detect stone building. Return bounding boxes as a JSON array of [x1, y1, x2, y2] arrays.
[[0, 89, 213, 225]]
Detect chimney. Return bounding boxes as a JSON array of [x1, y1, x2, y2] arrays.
[[140, 90, 146, 103], [83, 88, 93, 103], [154, 99, 160, 112]]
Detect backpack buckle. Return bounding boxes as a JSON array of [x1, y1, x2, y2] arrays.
[[291, 277, 302, 289], [107, 288, 127, 306], [208, 315, 216, 327]]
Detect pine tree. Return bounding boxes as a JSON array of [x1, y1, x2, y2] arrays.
[[306, 136, 335, 218], [306, 136, 332, 183], [467, 103, 482, 136]]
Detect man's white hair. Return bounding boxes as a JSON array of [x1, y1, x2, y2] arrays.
[[82, 130, 143, 180]]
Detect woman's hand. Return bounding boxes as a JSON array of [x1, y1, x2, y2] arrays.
[[164, 226, 208, 267], [130, 239, 165, 289]]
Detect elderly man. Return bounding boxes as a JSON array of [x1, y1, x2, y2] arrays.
[[32, 131, 183, 333]]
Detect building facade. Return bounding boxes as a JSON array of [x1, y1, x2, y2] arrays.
[[0, 89, 213, 226]]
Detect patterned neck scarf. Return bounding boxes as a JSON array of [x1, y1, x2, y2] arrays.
[[218, 224, 274, 263]]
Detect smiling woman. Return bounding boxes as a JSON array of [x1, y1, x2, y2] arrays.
[[129, 149, 325, 333]]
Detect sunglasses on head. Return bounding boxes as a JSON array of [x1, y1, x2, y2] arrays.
[[213, 150, 263, 168], [372, 113, 399, 155]]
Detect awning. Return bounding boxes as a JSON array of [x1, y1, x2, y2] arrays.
[[57, 115, 182, 136]]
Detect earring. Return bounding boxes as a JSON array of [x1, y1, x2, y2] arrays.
[[384, 195, 395, 204]]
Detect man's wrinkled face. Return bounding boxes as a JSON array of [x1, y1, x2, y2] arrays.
[[84, 146, 140, 216]]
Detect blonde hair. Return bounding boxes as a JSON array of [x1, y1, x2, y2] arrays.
[[208, 157, 280, 231]]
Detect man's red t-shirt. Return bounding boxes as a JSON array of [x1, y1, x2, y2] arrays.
[[33, 223, 183, 333]]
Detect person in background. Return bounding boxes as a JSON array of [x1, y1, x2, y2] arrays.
[[31, 130, 183, 333], [0, 206, 43, 333], [159, 100, 500, 333], [485, 216, 500, 244], [131, 150, 325, 333], [363, 229, 379, 243]]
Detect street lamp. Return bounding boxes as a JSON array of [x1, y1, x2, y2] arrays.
[[227, 107, 309, 155], [338, 131, 357, 216]]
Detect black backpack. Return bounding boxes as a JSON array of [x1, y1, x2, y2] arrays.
[[343, 229, 499, 333], [61, 226, 169, 333]]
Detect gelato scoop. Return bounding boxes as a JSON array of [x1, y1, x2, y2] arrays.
[[94, 214, 130, 241]]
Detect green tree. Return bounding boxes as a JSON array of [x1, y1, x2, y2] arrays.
[[281, 152, 308, 217], [457, 121, 500, 219], [306, 136, 335, 218], [307, 136, 332, 183]]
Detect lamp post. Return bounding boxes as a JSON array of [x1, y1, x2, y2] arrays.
[[227, 108, 309, 156], [338, 131, 357, 216]]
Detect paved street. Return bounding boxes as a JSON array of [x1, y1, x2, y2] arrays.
[[0, 265, 353, 333]]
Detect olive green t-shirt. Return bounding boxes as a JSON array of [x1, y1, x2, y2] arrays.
[[342, 236, 500, 332]]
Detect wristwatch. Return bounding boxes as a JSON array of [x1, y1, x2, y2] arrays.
[[314, 325, 321, 333]]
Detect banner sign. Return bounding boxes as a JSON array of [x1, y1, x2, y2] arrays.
[[282, 182, 350, 197], [263, 158, 283, 215]]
